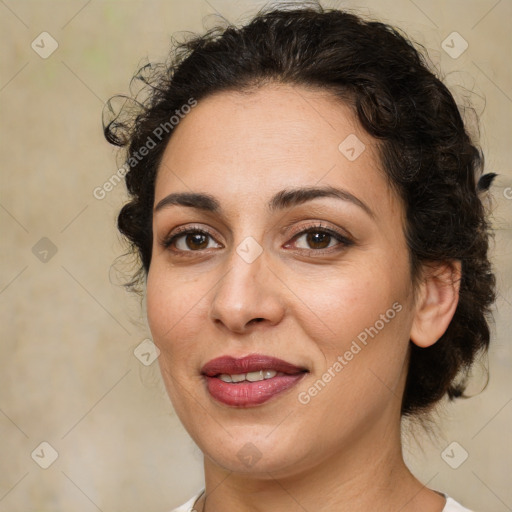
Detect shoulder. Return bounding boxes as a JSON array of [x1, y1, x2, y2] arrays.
[[168, 489, 204, 512], [442, 495, 475, 512], [168, 490, 474, 512]]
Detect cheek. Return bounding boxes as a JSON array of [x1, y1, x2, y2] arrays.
[[297, 262, 401, 343], [146, 264, 208, 357], [146, 265, 211, 414], [297, 257, 413, 397]]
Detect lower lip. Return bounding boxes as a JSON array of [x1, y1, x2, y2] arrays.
[[204, 373, 307, 407]]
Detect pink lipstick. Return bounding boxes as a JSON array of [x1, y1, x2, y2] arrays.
[[201, 354, 308, 407]]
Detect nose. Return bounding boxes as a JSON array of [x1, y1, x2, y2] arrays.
[[209, 245, 286, 334]]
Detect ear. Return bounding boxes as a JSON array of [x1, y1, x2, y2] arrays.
[[410, 260, 461, 348]]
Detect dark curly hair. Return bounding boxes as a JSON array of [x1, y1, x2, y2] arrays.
[[103, 2, 496, 417]]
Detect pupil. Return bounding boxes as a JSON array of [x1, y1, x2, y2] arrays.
[[187, 233, 208, 250], [308, 232, 329, 249]]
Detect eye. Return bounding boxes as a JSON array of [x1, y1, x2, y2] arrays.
[[162, 227, 222, 253], [161, 222, 353, 256], [284, 223, 353, 253]]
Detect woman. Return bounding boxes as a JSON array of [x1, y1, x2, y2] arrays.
[[104, 3, 496, 511]]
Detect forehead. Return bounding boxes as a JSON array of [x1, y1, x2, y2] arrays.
[[154, 84, 399, 219]]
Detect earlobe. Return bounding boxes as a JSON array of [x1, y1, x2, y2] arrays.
[[410, 260, 461, 348]]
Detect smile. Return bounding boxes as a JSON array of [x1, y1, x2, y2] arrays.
[[201, 354, 309, 407]]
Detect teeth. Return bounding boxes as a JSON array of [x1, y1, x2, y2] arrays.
[[218, 369, 278, 383], [246, 370, 265, 382]]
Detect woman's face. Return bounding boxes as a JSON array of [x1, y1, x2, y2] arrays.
[[147, 84, 419, 478]]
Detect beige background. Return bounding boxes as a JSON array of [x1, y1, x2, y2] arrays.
[[1, 0, 511, 511]]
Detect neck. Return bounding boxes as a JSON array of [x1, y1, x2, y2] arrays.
[[196, 416, 445, 512]]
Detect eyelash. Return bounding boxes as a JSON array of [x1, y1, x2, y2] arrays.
[[161, 222, 354, 256]]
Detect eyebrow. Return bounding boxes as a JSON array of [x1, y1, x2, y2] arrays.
[[154, 185, 374, 218]]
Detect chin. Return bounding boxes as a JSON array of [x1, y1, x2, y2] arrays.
[[200, 432, 311, 477]]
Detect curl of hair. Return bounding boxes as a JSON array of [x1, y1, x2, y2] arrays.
[[103, 2, 496, 418]]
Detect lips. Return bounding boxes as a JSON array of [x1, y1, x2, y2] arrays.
[[201, 354, 308, 377], [201, 354, 309, 407]]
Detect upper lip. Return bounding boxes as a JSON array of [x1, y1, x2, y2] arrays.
[[201, 354, 308, 377]]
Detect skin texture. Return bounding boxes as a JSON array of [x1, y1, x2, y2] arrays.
[[146, 84, 460, 512]]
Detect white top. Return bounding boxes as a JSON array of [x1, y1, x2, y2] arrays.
[[169, 489, 474, 511]]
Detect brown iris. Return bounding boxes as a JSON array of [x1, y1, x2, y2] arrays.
[[185, 233, 209, 250], [304, 231, 331, 250]]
